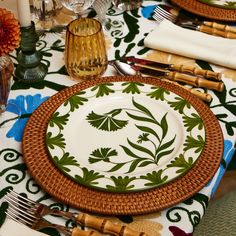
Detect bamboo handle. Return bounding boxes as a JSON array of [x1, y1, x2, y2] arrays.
[[171, 64, 222, 81], [163, 79, 212, 102], [185, 87, 212, 102], [76, 213, 147, 236], [199, 25, 236, 39], [167, 71, 224, 91], [203, 21, 236, 33], [72, 228, 103, 236]]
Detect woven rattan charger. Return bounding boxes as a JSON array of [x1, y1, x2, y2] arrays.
[[22, 76, 224, 215], [171, 0, 236, 21]]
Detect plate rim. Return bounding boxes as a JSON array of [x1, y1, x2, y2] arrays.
[[197, 0, 236, 9], [171, 0, 236, 21], [22, 76, 224, 215]]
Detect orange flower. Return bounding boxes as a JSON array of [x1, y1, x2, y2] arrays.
[[0, 8, 20, 56]]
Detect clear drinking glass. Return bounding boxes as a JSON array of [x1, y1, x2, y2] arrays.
[[65, 18, 108, 81], [92, 0, 111, 25], [60, 0, 95, 17], [30, 0, 62, 30], [112, 0, 143, 10]]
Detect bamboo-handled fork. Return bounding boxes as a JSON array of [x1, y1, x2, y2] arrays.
[[5, 190, 147, 236], [153, 5, 236, 39], [6, 203, 103, 236]]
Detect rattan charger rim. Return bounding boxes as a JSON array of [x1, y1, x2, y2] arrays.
[[171, 0, 236, 21], [22, 76, 224, 215]]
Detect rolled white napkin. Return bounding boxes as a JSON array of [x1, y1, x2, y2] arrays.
[[0, 218, 48, 236], [144, 19, 236, 69]]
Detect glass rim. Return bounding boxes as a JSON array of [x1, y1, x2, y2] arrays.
[[66, 18, 103, 37]]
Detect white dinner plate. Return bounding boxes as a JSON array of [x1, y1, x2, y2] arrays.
[[45, 81, 205, 192]]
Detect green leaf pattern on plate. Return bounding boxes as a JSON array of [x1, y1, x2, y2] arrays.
[[74, 167, 105, 185], [49, 112, 70, 130], [53, 152, 80, 172], [87, 109, 129, 131], [45, 82, 206, 192], [63, 91, 88, 112], [198, 0, 236, 9]]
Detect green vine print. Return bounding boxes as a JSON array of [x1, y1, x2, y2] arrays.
[[106, 176, 136, 191], [46, 132, 65, 150], [63, 91, 89, 112], [87, 98, 176, 174], [74, 167, 104, 185], [90, 83, 115, 97], [122, 82, 144, 94], [87, 109, 129, 131], [53, 152, 80, 172], [140, 170, 168, 186], [147, 86, 171, 101], [167, 193, 209, 228], [48, 112, 70, 130]]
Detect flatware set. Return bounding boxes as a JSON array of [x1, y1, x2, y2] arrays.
[[111, 57, 225, 102], [153, 5, 236, 39], [5, 190, 147, 236], [122, 56, 222, 81]]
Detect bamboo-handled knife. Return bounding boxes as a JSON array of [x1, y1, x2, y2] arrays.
[[111, 60, 213, 102], [131, 65, 224, 92], [122, 57, 222, 81]]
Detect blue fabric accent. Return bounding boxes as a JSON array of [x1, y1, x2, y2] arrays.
[[141, 5, 157, 18], [209, 140, 235, 197], [6, 94, 49, 142]]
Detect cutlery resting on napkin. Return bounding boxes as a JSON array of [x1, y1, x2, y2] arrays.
[[144, 19, 236, 69]]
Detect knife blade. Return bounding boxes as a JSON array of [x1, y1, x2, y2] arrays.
[[122, 56, 222, 81], [131, 65, 224, 92]]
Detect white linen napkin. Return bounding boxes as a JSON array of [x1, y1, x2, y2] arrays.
[[0, 219, 48, 236], [144, 19, 236, 69]]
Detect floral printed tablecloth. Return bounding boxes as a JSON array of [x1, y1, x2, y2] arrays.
[[1, 1, 236, 235]]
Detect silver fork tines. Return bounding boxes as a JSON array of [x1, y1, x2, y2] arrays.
[[5, 191, 38, 214], [6, 204, 72, 236], [153, 5, 177, 23], [5, 190, 145, 236], [5, 190, 102, 236]]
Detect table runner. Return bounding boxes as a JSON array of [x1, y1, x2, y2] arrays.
[[1, 1, 236, 235]]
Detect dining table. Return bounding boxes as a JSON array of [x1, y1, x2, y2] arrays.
[[1, 0, 236, 236]]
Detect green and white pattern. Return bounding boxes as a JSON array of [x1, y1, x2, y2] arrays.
[[46, 81, 206, 192], [198, 0, 236, 9]]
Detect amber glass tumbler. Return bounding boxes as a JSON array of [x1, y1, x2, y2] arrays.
[[65, 18, 108, 81]]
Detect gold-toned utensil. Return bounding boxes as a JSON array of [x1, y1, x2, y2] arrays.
[[153, 5, 236, 39], [65, 18, 108, 81], [121, 56, 222, 81], [163, 79, 212, 103], [5, 190, 147, 236], [6, 201, 102, 236], [111, 61, 213, 102], [134, 65, 224, 92]]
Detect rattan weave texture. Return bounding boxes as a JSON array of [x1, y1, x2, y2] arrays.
[[171, 0, 236, 21], [22, 76, 224, 215]]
